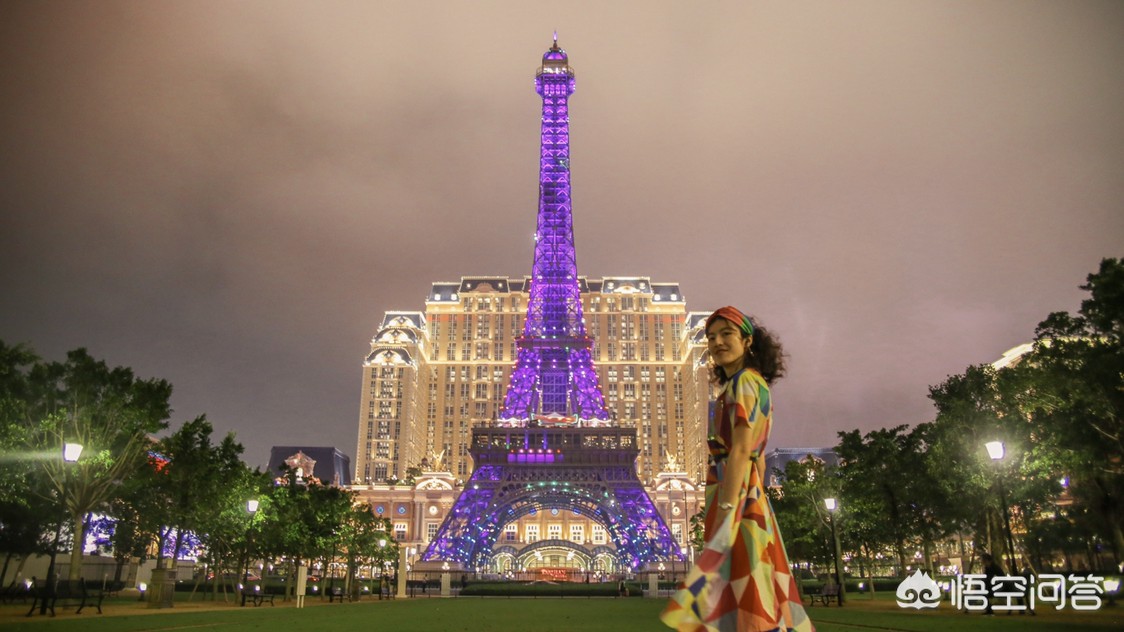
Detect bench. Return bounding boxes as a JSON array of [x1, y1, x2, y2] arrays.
[[327, 585, 348, 603], [240, 587, 277, 607], [2, 583, 32, 604], [26, 579, 104, 616], [803, 583, 840, 606]]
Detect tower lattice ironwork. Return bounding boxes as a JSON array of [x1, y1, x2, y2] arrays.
[[421, 37, 681, 572], [499, 36, 609, 424]]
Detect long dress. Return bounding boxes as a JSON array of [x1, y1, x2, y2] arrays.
[[660, 368, 814, 632]]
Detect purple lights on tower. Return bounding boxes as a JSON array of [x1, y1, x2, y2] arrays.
[[500, 36, 610, 425], [420, 39, 683, 573]]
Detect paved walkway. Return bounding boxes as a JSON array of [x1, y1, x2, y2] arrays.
[[0, 588, 348, 624]]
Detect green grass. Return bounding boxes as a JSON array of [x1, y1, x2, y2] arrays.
[[1, 592, 1120, 632]]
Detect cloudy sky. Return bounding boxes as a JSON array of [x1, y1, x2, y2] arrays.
[[2, 1, 1121, 468]]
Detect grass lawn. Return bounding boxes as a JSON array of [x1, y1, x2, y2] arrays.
[[0, 592, 1120, 631]]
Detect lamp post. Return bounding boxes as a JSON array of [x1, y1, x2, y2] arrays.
[[986, 441, 1018, 574], [241, 499, 259, 606], [824, 497, 845, 607], [40, 443, 82, 615]]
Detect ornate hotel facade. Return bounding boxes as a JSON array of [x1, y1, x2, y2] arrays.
[[350, 277, 713, 572]]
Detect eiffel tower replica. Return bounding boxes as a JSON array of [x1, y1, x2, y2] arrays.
[[421, 37, 682, 573]]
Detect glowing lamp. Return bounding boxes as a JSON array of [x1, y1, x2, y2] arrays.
[[63, 443, 83, 462]]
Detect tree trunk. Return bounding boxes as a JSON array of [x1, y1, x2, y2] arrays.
[[113, 555, 125, 583], [1111, 521, 1124, 569], [895, 539, 908, 578], [0, 551, 12, 587], [922, 537, 934, 574], [67, 511, 85, 581]]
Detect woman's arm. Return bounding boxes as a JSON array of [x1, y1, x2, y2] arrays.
[[717, 422, 753, 511], [715, 375, 768, 515]]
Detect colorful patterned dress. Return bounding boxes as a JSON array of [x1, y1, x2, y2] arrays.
[[661, 368, 814, 632]]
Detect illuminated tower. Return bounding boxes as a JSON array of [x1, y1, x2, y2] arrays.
[[500, 35, 609, 424], [421, 38, 681, 573]]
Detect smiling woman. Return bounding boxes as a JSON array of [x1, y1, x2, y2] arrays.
[[662, 306, 812, 632]]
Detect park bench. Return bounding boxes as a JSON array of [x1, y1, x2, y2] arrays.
[[26, 579, 104, 616], [2, 582, 32, 604], [240, 586, 277, 607], [327, 585, 348, 602], [803, 583, 840, 607]]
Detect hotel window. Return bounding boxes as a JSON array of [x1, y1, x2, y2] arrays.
[[570, 524, 584, 544], [547, 524, 562, 540], [395, 522, 408, 540], [427, 523, 439, 542], [505, 524, 517, 542], [592, 524, 606, 545], [525, 524, 539, 543]]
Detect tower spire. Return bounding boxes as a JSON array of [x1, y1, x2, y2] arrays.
[[499, 38, 609, 425]]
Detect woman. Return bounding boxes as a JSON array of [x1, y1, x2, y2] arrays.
[[661, 306, 814, 632]]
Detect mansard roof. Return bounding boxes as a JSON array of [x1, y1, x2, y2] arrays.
[[364, 347, 415, 367], [422, 276, 694, 301], [428, 283, 462, 302], [268, 446, 352, 486], [765, 447, 840, 472], [601, 277, 652, 294], [459, 277, 513, 293], [686, 311, 711, 330], [374, 327, 418, 345], [650, 283, 684, 303], [380, 311, 425, 330]]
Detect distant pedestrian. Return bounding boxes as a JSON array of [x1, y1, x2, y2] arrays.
[[980, 552, 1004, 615]]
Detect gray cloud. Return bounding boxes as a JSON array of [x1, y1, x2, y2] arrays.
[[2, 1, 1122, 466]]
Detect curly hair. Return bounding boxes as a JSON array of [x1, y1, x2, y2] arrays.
[[711, 319, 787, 386]]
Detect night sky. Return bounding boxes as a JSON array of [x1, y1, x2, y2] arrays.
[[2, 1, 1122, 468]]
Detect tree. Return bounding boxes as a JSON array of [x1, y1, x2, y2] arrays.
[[148, 416, 247, 569], [256, 470, 355, 598], [0, 343, 56, 585], [768, 456, 835, 574], [835, 425, 952, 576], [1024, 257, 1124, 565], [339, 504, 396, 599], [10, 346, 171, 582]]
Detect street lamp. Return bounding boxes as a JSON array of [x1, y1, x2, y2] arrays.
[[986, 441, 1018, 574], [40, 443, 82, 614], [824, 498, 845, 606], [63, 443, 83, 462], [241, 499, 259, 605]]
